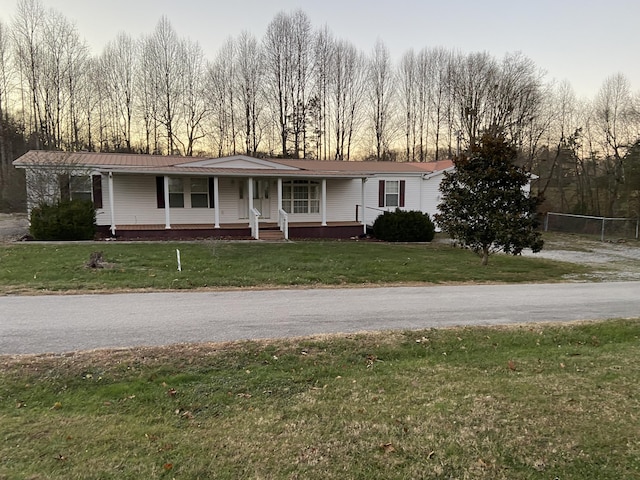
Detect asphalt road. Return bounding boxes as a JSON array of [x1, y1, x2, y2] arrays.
[[1, 282, 639, 354]]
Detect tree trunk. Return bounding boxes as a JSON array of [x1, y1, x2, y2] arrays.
[[481, 246, 490, 266]]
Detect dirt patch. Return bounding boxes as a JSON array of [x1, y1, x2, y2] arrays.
[[0, 213, 29, 242]]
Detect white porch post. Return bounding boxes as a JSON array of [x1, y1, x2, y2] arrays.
[[213, 176, 220, 228], [321, 178, 327, 226], [248, 177, 254, 226], [164, 175, 171, 229], [361, 178, 367, 233], [277, 178, 283, 211], [108, 172, 116, 235]]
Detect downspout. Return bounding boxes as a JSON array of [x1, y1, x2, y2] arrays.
[[108, 172, 116, 236], [248, 177, 254, 226], [321, 178, 327, 226], [164, 175, 171, 229], [361, 178, 367, 234], [213, 176, 220, 228]]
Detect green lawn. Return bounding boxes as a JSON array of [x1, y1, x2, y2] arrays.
[[1, 319, 639, 479], [1, 239, 630, 479], [0, 240, 588, 293]]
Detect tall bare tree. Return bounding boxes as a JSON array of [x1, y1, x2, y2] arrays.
[[12, 0, 46, 148], [145, 16, 182, 155], [366, 40, 395, 160], [235, 31, 264, 156], [0, 18, 13, 170], [263, 10, 313, 158], [594, 73, 637, 215], [179, 38, 207, 156], [331, 39, 366, 161], [310, 26, 335, 160], [99, 33, 137, 152], [205, 38, 237, 157]]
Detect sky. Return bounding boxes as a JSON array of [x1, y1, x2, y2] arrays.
[[0, 0, 639, 99]]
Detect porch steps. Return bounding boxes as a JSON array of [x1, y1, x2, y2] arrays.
[[259, 228, 286, 241]]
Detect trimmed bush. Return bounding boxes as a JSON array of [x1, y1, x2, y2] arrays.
[[30, 200, 96, 241], [373, 209, 435, 242]]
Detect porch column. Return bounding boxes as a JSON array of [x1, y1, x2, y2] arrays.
[[277, 178, 283, 211], [164, 175, 171, 229], [108, 172, 116, 235], [361, 178, 367, 234], [247, 177, 254, 226], [213, 176, 220, 228], [321, 178, 327, 226]]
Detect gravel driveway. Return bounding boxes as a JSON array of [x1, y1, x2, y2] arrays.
[[522, 234, 640, 281], [0, 213, 29, 242]]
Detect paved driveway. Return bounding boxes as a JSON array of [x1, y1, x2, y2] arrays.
[[1, 282, 639, 354]]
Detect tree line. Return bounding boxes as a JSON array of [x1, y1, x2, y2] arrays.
[[0, 0, 639, 218]]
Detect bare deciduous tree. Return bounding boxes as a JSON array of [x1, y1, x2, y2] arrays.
[[366, 40, 395, 160], [99, 33, 137, 152], [235, 31, 264, 156]]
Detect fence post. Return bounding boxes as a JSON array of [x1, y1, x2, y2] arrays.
[[544, 213, 549, 232], [601, 218, 605, 242]]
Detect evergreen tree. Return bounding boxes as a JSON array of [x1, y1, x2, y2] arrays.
[[435, 129, 543, 265]]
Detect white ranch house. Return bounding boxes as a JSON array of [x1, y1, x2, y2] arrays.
[[13, 151, 453, 240]]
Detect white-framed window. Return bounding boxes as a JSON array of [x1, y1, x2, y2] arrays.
[[190, 178, 209, 208], [282, 180, 320, 214], [168, 178, 184, 208], [385, 180, 399, 207], [70, 175, 92, 202], [378, 179, 405, 208]]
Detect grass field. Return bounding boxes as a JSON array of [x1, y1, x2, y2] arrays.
[[1, 319, 639, 479], [0, 237, 636, 478], [0, 239, 588, 294]]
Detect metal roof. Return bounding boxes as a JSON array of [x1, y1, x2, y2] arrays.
[[13, 151, 454, 178]]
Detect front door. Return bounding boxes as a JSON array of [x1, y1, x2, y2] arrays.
[[238, 179, 270, 219], [253, 180, 270, 219]]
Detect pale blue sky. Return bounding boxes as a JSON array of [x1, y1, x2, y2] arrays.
[[1, 0, 638, 98]]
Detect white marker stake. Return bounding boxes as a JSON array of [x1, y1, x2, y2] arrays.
[[176, 249, 182, 272]]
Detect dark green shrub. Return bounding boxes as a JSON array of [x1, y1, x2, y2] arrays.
[[30, 200, 96, 241], [372, 209, 435, 242]]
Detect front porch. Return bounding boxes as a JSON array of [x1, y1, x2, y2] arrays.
[[96, 221, 364, 241]]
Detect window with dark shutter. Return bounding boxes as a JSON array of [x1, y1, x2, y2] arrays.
[[399, 180, 406, 207], [59, 173, 70, 202], [378, 180, 385, 207], [208, 177, 215, 208], [92, 175, 103, 209], [156, 176, 165, 208]]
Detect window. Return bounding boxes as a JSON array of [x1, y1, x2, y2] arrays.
[[282, 180, 320, 214], [70, 175, 92, 202], [385, 180, 399, 207], [190, 178, 208, 208], [378, 180, 406, 208], [168, 178, 184, 208]]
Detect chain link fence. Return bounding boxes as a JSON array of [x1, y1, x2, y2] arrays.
[[544, 212, 640, 241]]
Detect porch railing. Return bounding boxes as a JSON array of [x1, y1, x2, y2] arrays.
[[250, 207, 261, 239], [356, 204, 386, 226], [278, 208, 289, 240]]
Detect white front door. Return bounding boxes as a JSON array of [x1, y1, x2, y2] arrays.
[[238, 179, 271, 219], [254, 180, 270, 219]]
